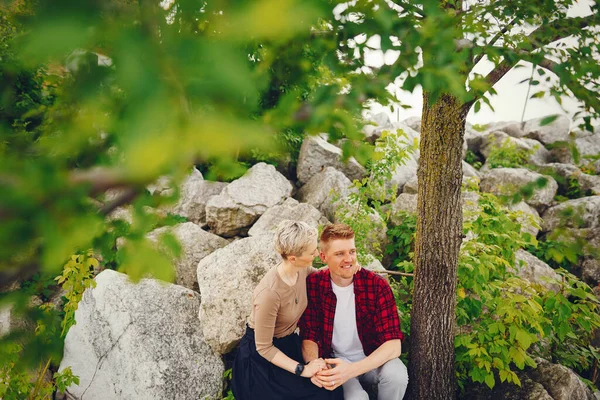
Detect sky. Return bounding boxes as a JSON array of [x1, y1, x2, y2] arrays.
[[363, 0, 597, 128]]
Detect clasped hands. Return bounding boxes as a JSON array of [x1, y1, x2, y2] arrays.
[[303, 358, 351, 391]]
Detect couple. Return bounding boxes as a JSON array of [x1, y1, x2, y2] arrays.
[[231, 221, 409, 400]]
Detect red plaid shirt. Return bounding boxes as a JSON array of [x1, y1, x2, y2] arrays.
[[299, 268, 404, 359]]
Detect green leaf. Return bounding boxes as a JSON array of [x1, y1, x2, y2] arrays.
[[539, 115, 559, 126]]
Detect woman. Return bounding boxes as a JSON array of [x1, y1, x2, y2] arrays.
[[231, 220, 340, 400]]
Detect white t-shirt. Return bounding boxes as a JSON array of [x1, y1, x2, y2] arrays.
[[331, 281, 366, 363]]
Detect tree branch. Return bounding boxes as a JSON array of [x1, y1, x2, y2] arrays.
[[478, 13, 598, 90], [472, 17, 518, 66], [100, 187, 141, 216]]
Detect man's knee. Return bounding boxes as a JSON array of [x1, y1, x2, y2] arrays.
[[379, 358, 409, 388], [343, 377, 370, 400]]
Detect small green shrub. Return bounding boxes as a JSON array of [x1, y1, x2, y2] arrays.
[[335, 129, 416, 262], [486, 139, 535, 169], [465, 149, 483, 170], [385, 213, 417, 269]]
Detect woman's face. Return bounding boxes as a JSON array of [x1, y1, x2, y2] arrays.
[[292, 240, 319, 268]]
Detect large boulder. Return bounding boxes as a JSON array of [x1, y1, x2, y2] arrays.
[[514, 250, 560, 292], [248, 198, 328, 236], [485, 121, 525, 138], [480, 131, 550, 166], [391, 193, 418, 225], [169, 170, 228, 226], [402, 175, 418, 194], [296, 167, 354, 220], [296, 135, 367, 184], [575, 133, 600, 172], [507, 201, 542, 238], [539, 163, 600, 196], [479, 168, 558, 211], [59, 270, 223, 400], [147, 222, 229, 291], [541, 196, 600, 232], [529, 358, 595, 400], [363, 112, 393, 140], [462, 358, 594, 400], [205, 163, 293, 237], [197, 234, 280, 354], [523, 115, 571, 145], [402, 116, 421, 133]]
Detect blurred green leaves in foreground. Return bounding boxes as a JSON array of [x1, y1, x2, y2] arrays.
[[0, 0, 379, 393], [0, 0, 366, 287]]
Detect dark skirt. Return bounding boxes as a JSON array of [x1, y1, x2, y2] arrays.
[[231, 326, 342, 400]]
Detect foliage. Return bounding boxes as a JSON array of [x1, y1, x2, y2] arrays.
[[525, 232, 588, 272], [334, 129, 416, 262], [471, 124, 488, 132], [454, 190, 600, 391], [0, 251, 96, 399], [221, 368, 235, 400], [385, 212, 417, 269], [54, 252, 98, 336], [486, 139, 535, 169], [464, 149, 483, 170]]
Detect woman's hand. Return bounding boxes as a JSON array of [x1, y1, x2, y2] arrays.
[[301, 358, 326, 378]]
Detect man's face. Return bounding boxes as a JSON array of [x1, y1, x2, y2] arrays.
[[320, 238, 358, 283]]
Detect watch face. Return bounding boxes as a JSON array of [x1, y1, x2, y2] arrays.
[[295, 363, 304, 375]]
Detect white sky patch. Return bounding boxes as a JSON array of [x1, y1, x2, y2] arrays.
[[365, 0, 598, 128]]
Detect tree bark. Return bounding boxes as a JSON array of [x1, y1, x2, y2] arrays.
[[408, 92, 466, 400]]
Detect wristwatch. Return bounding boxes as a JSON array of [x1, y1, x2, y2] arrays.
[[294, 363, 305, 376]]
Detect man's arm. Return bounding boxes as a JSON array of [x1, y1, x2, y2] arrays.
[[302, 339, 320, 363]]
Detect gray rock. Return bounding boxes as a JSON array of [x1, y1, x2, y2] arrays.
[[581, 258, 600, 285], [363, 112, 393, 139], [403, 175, 418, 194], [296, 167, 354, 220], [486, 120, 526, 138], [248, 198, 329, 236], [529, 358, 595, 400], [0, 305, 11, 336], [296, 135, 367, 184], [539, 163, 600, 196], [463, 161, 481, 180], [402, 116, 421, 133], [197, 234, 280, 354], [465, 127, 486, 154], [542, 196, 600, 232], [507, 201, 541, 238], [575, 134, 600, 169], [391, 193, 418, 225], [524, 115, 571, 145], [479, 168, 558, 210], [462, 190, 481, 220], [169, 169, 227, 226], [480, 131, 551, 166], [147, 223, 229, 291], [514, 250, 560, 292], [205, 163, 293, 237], [59, 270, 223, 400]]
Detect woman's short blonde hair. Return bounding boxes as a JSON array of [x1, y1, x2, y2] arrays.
[[274, 220, 318, 259]]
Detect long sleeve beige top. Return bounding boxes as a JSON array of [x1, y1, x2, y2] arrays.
[[248, 265, 317, 361]]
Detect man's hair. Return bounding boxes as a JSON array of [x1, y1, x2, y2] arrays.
[[320, 223, 355, 252], [274, 220, 318, 259]]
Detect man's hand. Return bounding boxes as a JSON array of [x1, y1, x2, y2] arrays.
[[314, 358, 355, 391]]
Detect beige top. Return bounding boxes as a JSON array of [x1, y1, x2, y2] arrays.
[[249, 265, 317, 361]]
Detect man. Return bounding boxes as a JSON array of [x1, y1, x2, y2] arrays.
[[299, 223, 408, 400]]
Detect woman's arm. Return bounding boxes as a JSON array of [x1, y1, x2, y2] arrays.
[[253, 288, 325, 377]]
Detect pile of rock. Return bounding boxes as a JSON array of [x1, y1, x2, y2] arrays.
[[5, 112, 595, 399]]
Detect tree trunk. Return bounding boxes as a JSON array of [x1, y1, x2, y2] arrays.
[[407, 92, 467, 400]]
